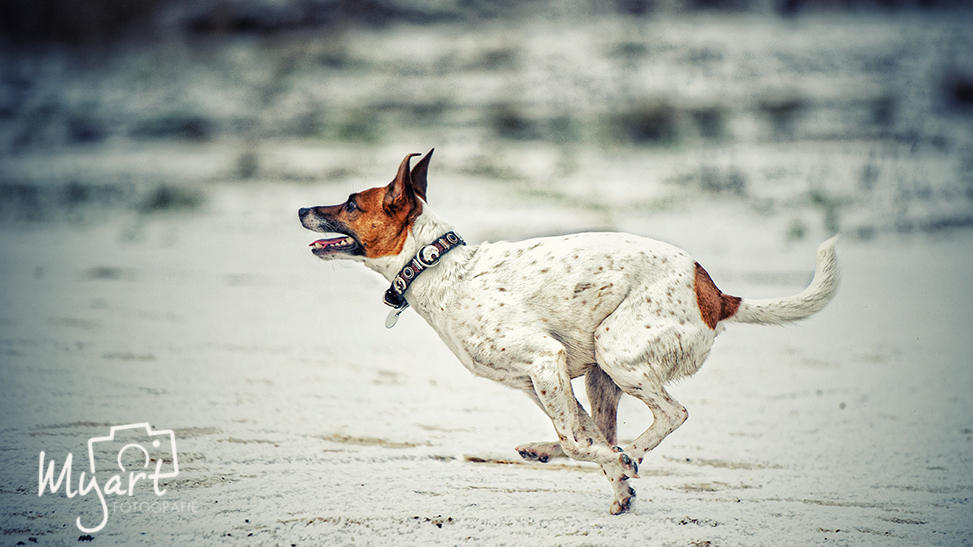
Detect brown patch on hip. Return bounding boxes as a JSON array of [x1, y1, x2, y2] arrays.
[[694, 262, 741, 329]]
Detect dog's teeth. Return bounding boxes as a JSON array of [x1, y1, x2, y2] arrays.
[[310, 236, 354, 251]]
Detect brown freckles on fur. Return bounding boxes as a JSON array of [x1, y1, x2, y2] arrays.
[[301, 150, 840, 517], [693, 262, 741, 329]]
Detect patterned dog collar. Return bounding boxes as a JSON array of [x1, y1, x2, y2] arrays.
[[383, 231, 465, 327]]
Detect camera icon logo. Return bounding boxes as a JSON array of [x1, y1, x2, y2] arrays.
[[86, 423, 179, 479]]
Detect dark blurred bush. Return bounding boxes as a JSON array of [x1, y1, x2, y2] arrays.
[[182, 0, 444, 36], [942, 72, 973, 112], [613, 0, 654, 16], [335, 110, 382, 143], [2, 0, 969, 47], [690, 0, 749, 10], [140, 185, 204, 213], [129, 114, 212, 141], [700, 166, 748, 195], [611, 100, 679, 145], [490, 103, 539, 141], [691, 106, 727, 140], [0, 0, 167, 45], [759, 96, 806, 140], [0, 182, 42, 221], [779, 0, 972, 16], [0, 180, 136, 221], [67, 114, 108, 144]]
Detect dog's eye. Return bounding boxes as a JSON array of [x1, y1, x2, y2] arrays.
[[345, 200, 357, 213]]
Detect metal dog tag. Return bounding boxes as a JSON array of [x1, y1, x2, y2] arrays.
[[385, 304, 408, 329]]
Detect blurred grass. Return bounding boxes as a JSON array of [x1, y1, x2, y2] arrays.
[[1, 4, 972, 241]]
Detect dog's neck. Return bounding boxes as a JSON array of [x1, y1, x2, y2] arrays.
[[362, 203, 466, 283]]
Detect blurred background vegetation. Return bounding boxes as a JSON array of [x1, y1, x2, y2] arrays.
[[2, 0, 971, 46], [1, 0, 972, 242]]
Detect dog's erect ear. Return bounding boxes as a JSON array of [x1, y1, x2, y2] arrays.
[[409, 148, 433, 203], [384, 153, 421, 214]]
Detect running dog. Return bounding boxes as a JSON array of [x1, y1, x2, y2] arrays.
[[298, 150, 839, 514]]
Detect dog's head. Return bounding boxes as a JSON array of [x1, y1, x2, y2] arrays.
[[299, 150, 432, 262]]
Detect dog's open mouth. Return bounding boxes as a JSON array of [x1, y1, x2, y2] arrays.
[[310, 234, 361, 257]]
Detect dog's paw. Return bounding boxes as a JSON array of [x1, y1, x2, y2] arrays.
[[618, 451, 640, 479], [609, 484, 636, 515], [515, 441, 565, 463]]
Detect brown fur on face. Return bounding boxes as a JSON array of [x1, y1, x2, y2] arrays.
[[300, 151, 434, 259], [346, 182, 420, 259]]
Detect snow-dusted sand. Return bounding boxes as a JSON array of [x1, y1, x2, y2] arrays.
[[1, 162, 971, 545], [2, 11, 973, 546]]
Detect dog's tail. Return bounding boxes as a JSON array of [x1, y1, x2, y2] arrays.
[[726, 236, 840, 325]]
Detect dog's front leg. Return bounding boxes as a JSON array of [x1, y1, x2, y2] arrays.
[[515, 388, 566, 463], [528, 346, 639, 514], [516, 367, 622, 463]]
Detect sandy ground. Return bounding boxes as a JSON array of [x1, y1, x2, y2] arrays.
[[1, 162, 971, 546]]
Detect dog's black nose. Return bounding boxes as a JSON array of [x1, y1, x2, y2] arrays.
[[298, 207, 310, 219]]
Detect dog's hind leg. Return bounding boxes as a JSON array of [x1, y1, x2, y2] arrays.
[[592, 325, 690, 460], [526, 342, 639, 514], [585, 365, 623, 446], [621, 385, 688, 465], [588, 358, 687, 513], [585, 366, 632, 514]]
